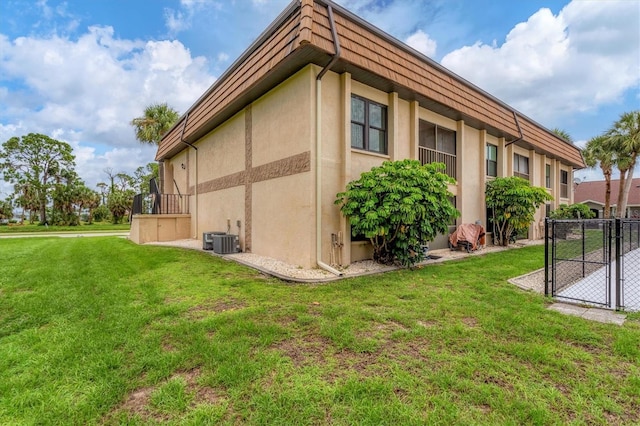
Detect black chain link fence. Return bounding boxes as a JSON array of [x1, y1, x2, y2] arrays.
[[545, 218, 640, 312], [620, 219, 640, 310]]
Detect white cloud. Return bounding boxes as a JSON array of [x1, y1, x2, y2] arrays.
[[164, 9, 190, 34], [164, 0, 222, 36], [405, 29, 436, 57], [440, 1, 640, 124], [36, 0, 53, 20], [74, 144, 159, 190], [0, 26, 215, 190], [334, 0, 447, 48], [181, 0, 210, 7]]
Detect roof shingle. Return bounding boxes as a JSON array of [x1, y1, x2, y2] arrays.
[[574, 178, 640, 206]]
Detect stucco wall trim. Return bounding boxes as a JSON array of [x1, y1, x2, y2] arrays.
[[190, 151, 311, 195]]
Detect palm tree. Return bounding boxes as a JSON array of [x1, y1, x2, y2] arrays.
[[130, 103, 180, 145], [130, 103, 179, 194], [583, 135, 614, 218], [13, 181, 38, 223], [606, 111, 640, 218], [76, 185, 100, 224], [0, 198, 12, 221], [552, 128, 574, 143]]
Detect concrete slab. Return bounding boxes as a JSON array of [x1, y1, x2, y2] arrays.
[[548, 302, 626, 325], [548, 303, 588, 316], [556, 247, 640, 312], [581, 309, 627, 326]]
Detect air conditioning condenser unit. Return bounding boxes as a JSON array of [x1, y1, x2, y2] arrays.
[[212, 234, 240, 254]]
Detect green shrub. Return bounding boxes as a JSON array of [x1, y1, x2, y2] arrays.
[[486, 177, 553, 246], [92, 204, 111, 223], [335, 159, 459, 267], [549, 203, 595, 219]]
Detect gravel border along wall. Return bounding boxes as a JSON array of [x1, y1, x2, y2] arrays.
[[147, 238, 545, 284]]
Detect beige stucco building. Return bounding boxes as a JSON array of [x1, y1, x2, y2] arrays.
[[130, 0, 585, 271]]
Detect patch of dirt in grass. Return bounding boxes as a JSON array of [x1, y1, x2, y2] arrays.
[[105, 385, 165, 424], [477, 404, 492, 414], [473, 371, 514, 391], [401, 340, 430, 359], [273, 335, 331, 368], [186, 299, 247, 319], [601, 409, 639, 426], [162, 337, 176, 352], [327, 349, 383, 381], [461, 317, 478, 328], [417, 320, 437, 328], [564, 340, 605, 355], [164, 296, 190, 304], [393, 387, 409, 402], [554, 381, 572, 396], [607, 362, 636, 380], [104, 367, 224, 424], [389, 339, 457, 379], [180, 368, 223, 405], [357, 320, 409, 342], [376, 320, 409, 332], [348, 351, 382, 374], [195, 386, 220, 405], [276, 315, 297, 327], [307, 302, 323, 316], [120, 386, 153, 412]]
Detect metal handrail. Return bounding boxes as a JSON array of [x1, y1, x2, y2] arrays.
[[131, 193, 190, 215], [418, 146, 457, 179]]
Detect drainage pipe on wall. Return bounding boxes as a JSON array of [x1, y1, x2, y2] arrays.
[[315, 3, 343, 277], [179, 113, 198, 239], [504, 111, 524, 147]]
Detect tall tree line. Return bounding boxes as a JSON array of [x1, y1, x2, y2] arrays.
[[0, 133, 158, 225], [0, 102, 177, 225]]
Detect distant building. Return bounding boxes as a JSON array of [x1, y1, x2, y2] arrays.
[[574, 178, 640, 218]]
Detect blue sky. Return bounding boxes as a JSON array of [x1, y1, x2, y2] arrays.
[[1, 0, 639, 197]]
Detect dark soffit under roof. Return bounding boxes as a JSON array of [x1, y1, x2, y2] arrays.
[[159, 0, 582, 167]]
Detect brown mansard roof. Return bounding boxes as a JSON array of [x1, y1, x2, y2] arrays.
[[156, 0, 585, 168], [575, 178, 640, 207]]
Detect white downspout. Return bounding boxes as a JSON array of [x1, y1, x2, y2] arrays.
[[315, 3, 343, 277], [193, 149, 198, 239], [179, 113, 198, 239]]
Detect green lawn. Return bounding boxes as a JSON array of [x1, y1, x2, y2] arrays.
[[1, 238, 638, 425], [0, 222, 130, 233]]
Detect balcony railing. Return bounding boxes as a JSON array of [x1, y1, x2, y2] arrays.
[[132, 193, 190, 215], [419, 147, 457, 179]]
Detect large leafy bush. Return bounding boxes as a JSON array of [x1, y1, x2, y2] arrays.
[[549, 203, 595, 219], [485, 177, 553, 246], [335, 159, 458, 267]]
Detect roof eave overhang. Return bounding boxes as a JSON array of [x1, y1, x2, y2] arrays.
[[157, 0, 585, 169], [156, 45, 329, 160]]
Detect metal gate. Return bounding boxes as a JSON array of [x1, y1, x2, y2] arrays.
[[545, 218, 640, 312], [619, 219, 640, 310]]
